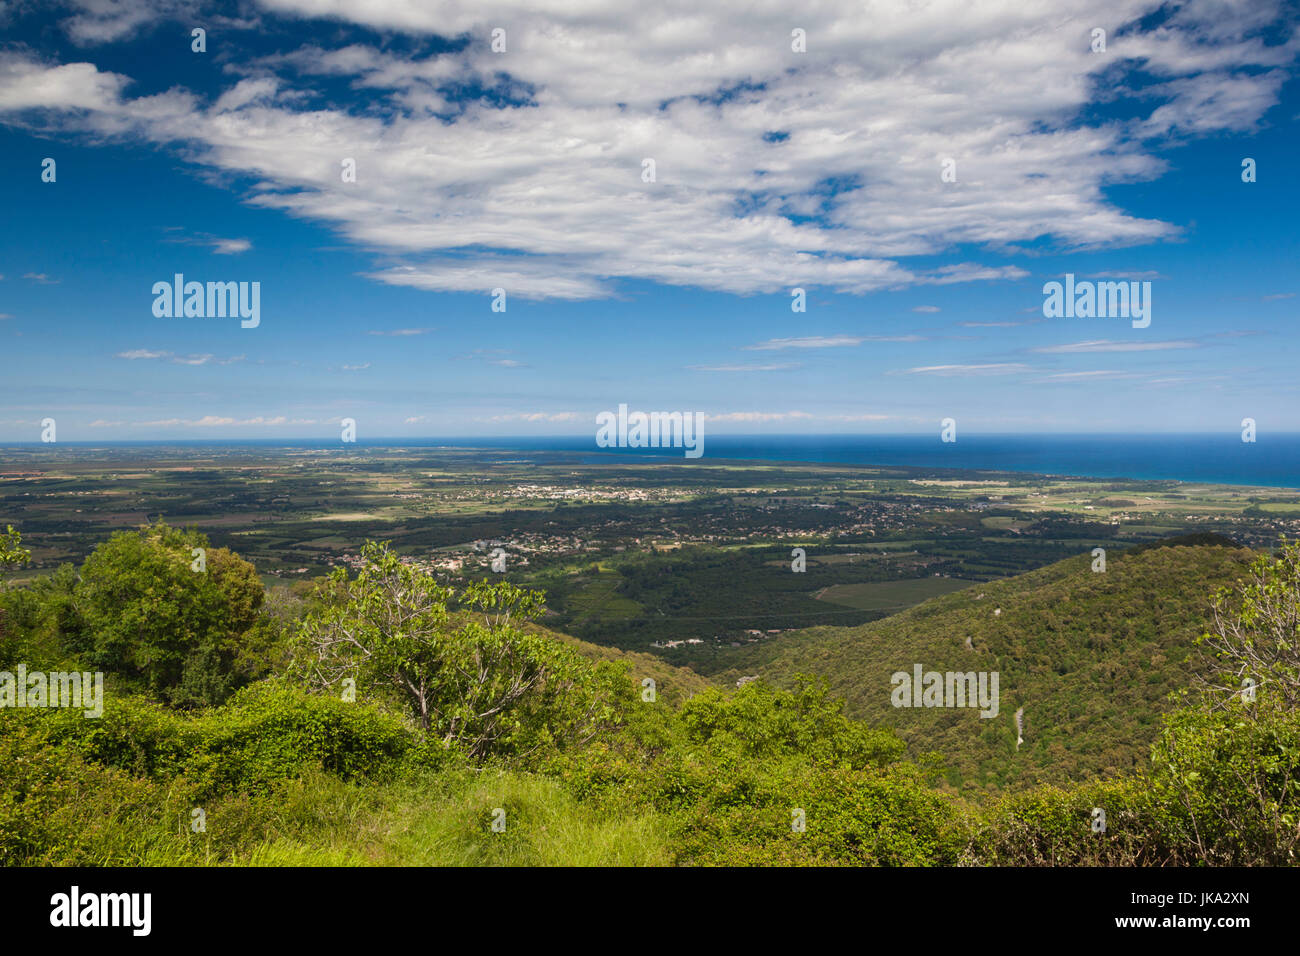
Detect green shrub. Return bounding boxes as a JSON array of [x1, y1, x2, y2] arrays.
[[0, 717, 184, 865], [1147, 695, 1300, 865], [972, 777, 1167, 865], [77, 521, 268, 707], [32, 682, 444, 799], [680, 677, 905, 768], [294, 542, 628, 758]]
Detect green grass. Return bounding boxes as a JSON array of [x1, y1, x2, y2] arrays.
[[564, 567, 643, 623], [54, 768, 670, 867], [815, 577, 977, 611], [979, 517, 1030, 530], [366, 771, 670, 866]]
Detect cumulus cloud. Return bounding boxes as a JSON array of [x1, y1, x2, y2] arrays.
[[0, 1, 1294, 299], [59, 0, 200, 45], [0, 56, 127, 110]]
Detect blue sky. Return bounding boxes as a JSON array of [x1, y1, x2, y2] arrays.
[[1, 0, 1298, 441]]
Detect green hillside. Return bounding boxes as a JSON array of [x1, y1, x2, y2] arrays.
[[712, 539, 1256, 794], [10, 524, 1300, 868], [528, 621, 717, 705]]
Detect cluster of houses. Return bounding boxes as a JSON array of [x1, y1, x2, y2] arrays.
[[650, 628, 786, 651]]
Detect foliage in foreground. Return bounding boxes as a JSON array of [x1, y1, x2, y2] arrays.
[[2, 530, 1299, 866], [293, 541, 627, 758]]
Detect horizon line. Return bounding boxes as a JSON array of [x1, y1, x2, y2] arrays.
[[2, 430, 1297, 446]]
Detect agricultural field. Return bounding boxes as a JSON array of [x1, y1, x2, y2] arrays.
[[4, 443, 1299, 668], [814, 577, 979, 611]]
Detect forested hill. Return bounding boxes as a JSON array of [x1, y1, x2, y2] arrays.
[[712, 538, 1256, 794]]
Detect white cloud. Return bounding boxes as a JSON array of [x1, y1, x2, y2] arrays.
[[211, 237, 252, 254], [0, 2, 1294, 299], [1033, 370, 1137, 382], [60, 0, 198, 45], [1031, 339, 1198, 353], [484, 411, 581, 422], [706, 411, 815, 423], [0, 56, 126, 110], [745, 336, 864, 351], [133, 414, 313, 427], [1086, 270, 1165, 280], [904, 363, 1030, 375], [115, 349, 244, 365], [744, 333, 924, 351]]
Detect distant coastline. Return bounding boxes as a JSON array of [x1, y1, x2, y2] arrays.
[[3, 433, 1298, 490]]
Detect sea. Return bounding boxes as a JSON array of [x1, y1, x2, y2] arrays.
[[16, 433, 1300, 490]]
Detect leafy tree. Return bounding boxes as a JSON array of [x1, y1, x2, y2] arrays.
[[0, 524, 30, 573], [0, 564, 87, 671], [293, 540, 622, 758], [76, 521, 264, 706], [0, 525, 31, 645], [680, 677, 905, 769], [1148, 697, 1300, 865], [1199, 538, 1300, 709]]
